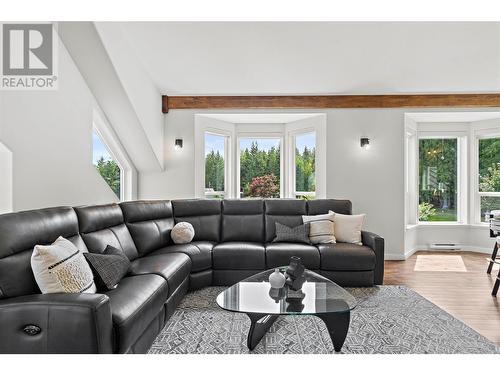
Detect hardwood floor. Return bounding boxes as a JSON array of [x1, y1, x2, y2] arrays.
[[384, 251, 500, 346]]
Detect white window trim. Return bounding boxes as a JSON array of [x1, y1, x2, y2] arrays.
[[404, 123, 418, 226], [92, 109, 137, 201], [416, 131, 468, 225], [471, 126, 500, 225]]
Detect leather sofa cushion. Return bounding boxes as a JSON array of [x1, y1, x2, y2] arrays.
[[105, 274, 168, 353], [0, 207, 86, 299], [264, 199, 307, 242], [75, 204, 139, 261], [318, 243, 376, 271], [120, 201, 174, 256], [129, 253, 191, 297], [75, 204, 124, 233], [172, 200, 221, 242], [150, 241, 213, 272], [307, 199, 352, 215], [221, 200, 265, 242], [81, 224, 139, 261], [213, 242, 266, 270], [265, 242, 320, 269]]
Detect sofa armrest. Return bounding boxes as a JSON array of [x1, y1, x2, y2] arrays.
[[0, 293, 113, 353], [362, 231, 385, 285]]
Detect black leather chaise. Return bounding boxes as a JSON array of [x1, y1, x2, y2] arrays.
[[0, 198, 384, 353]]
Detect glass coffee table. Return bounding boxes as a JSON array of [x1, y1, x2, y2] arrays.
[[216, 267, 357, 352]]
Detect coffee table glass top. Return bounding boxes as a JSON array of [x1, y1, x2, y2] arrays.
[[216, 267, 357, 315]]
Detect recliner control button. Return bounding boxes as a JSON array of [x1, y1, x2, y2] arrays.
[[23, 325, 41, 336]]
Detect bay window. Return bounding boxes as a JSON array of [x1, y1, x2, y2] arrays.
[[195, 114, 326, 199], [405, 114, 500, 227]]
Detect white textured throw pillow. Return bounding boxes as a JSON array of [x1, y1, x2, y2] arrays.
[[331, 211, 365, 245], [302, 212, 336, 244], [171, 222, 195, 244], [31, 236, 96, 294]]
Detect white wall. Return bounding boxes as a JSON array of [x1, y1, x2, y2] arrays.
[[0, 142, 13, 214], [58, 22, 163, 172], [415, 225, 493, 253], [139, 108, 407, 257], [0, 28, 127, 211], [95, 22, 164, 166]]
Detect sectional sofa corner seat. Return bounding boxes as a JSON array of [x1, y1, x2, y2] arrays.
[[0, 198, 384, 354]]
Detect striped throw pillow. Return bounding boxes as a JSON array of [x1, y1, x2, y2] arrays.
[[31, 236, 96, 294], [302, 212, 336, 244]]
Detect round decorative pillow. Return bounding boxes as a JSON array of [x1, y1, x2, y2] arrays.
[[171, 222, 195, 244]]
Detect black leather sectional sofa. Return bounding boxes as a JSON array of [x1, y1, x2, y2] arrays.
[[0, 198, 384, 354]]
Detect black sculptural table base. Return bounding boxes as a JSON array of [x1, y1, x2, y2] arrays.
[[246, 311, 351, 352]]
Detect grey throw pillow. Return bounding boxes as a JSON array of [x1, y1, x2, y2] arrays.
[[84, 245, 131, 291], [273, 222, 311, 244]]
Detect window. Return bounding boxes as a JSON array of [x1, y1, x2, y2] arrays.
[[238, 137, 281, 198], [204, 132, 227, 198], [478, 137, 500, 221], [406, 113, 500, 228], [418, 138, 458, 222], [194, 113, 326, 199], [294, 132, 316, 199], [92, 128, 122, 199]]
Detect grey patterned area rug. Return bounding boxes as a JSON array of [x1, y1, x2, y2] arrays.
[[149, 286, 499, 354]]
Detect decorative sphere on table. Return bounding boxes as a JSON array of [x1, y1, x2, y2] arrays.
[[269, 268, 286, 288]]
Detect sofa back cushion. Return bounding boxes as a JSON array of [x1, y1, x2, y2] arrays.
[[264, 199, 307, 242], [0, 207, 87, 299], [222, 199, 265, 242], [120, 200, 174, 256], [172, 199, 221, 242], [75, 204, 139, 261], [307, 199, 352, 215]]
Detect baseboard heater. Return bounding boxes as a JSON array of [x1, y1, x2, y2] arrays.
[[429, 243, 462, 250]]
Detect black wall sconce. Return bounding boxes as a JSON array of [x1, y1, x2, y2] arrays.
[[360, 137, 370, 150], [174, 138, 183, 150]]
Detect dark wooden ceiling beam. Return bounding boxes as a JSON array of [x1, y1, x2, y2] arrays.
[[161, 93, 500, 113]]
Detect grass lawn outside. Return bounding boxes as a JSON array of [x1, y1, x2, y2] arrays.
[[422, 208, 457, 222]]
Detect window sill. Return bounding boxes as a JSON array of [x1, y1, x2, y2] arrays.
[[406, 223, 489, 229]]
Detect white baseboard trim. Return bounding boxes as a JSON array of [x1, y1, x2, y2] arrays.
[[456, 245, 491, 254], [386, 245, 491, 261]]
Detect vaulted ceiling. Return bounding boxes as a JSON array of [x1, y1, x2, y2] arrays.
[[100, 22, 500, 95]]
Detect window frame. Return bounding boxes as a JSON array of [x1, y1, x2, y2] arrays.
[[92, 126, 124, 199], [236, 132, 284, 198], [471, 128, 500, 224], [203, 130, 231, 199], [288, 128, 317, 199], [92, 109, 136, 201], [417, 131, 467, 225]]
